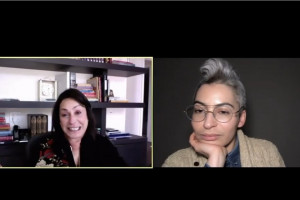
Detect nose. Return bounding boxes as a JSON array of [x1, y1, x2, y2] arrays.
[[68, 114, 76, 124], [203, 111, 217, 129]]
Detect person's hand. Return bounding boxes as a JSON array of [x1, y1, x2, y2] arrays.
[[189, 132, 227, 167]]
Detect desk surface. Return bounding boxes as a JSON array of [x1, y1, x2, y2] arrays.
[[109, 134, 147, 145]]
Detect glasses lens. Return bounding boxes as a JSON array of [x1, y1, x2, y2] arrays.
[[214, 106, 234, 122], [186, 105, 206, 122], [185, 104, 237, 123]]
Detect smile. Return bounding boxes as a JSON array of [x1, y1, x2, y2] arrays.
[[68, 127, 81, 131]]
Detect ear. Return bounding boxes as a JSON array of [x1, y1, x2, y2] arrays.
[[237, 110, 246, 128]]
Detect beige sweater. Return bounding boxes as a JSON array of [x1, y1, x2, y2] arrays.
[[162, 130, 285, 167]]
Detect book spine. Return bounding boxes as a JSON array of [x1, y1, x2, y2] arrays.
[[31, 116, 36, 136], [0, 135, 13, 141], [0, 131, 13, 136], [108, 133, 130, 137], [41, 115, 48, 134], [37, 115, 42, 134]]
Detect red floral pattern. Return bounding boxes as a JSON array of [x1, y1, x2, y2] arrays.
[[36, 138, 69, 167]]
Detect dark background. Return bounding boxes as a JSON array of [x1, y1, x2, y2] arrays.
[[154, 58, 300, 167]]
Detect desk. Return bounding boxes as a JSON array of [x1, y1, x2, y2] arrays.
[[0, 142, 27, 167], [0, 135, 148, 167], [110, 134, 147, 167]]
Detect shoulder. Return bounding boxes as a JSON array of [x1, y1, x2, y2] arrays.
[[162, 147, 206, 167], [26, 133, 53, 166], [238, 129, 278, 150], [242, 133, 279, 151], [238, 130, 285, 167]]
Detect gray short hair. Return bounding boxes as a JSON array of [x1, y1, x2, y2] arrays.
[[193, 58, 246, 108]]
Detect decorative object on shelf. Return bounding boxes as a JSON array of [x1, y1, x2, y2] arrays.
[[109, 96, 128, 103], [108, 89, 114, 97], [38, 79, 57, 101]]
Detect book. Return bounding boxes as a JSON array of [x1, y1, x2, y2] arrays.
[[0, 123, 10, 130], [70, 72, 76, 88], [0, 140, 14, 144], [55, 72, 72, 96], [0, 135, 13, 141], [108, 133, 130, 137], [106, 128, 119, 132], [86, 77, 101, 102], [109, 135, 132, 140], [103, 74, 108, 102], [110, 100, 129, 103], [111, 60, 135, 67], [36, 115, 42, 135], [0, 130, 13, 136], [30, 115, 36, 136], [41, 115, 48, 134]]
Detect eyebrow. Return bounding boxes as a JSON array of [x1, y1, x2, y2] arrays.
[[193, 101, 234, 108], [60, 104, 83, 111]]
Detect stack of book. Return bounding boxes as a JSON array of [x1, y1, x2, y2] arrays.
[[76, 83, 99, 101], [111, 59, 135, 67], [106, 128, 131, 139], [72, 58, 112, 63], [86, 75, 109, 102], [0, 112, 13, 144]]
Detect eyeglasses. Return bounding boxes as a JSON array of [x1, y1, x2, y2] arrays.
[[184, 104, 244, 123]]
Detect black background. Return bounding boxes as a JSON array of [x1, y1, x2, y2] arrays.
[[1, 1, 299, 187]]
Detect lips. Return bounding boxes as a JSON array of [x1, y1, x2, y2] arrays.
[[201, 134, 219, 141]]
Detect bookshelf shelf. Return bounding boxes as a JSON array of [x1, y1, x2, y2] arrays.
[[0, 58, 148, 77], [91, 102, 145, 108], [0, 101, 55, 108]]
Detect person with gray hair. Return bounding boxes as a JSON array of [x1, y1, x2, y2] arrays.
[[162, 58, 285, 167]]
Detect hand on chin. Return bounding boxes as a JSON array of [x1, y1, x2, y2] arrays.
[[189, 132, 227, 166]]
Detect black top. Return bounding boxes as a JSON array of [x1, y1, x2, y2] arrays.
[[27, 133, 127, 167]]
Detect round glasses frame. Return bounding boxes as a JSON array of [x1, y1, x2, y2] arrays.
[[184, 105, 245, 123]]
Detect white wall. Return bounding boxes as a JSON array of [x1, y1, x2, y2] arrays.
[[106, 58, 145, 136], [0, 66, 92, 131]]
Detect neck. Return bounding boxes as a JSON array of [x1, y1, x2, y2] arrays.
[[69, 141, 81, 167], [68, 139, 81, 149], [70, 145, 80, 167]]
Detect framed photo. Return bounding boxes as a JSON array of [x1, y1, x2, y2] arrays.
[[38, 79, 57, 101]]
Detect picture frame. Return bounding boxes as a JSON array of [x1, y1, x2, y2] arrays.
[[38, 79, 57, 101]]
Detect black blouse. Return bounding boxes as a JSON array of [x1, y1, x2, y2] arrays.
[[28, 133, 127, 167]]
